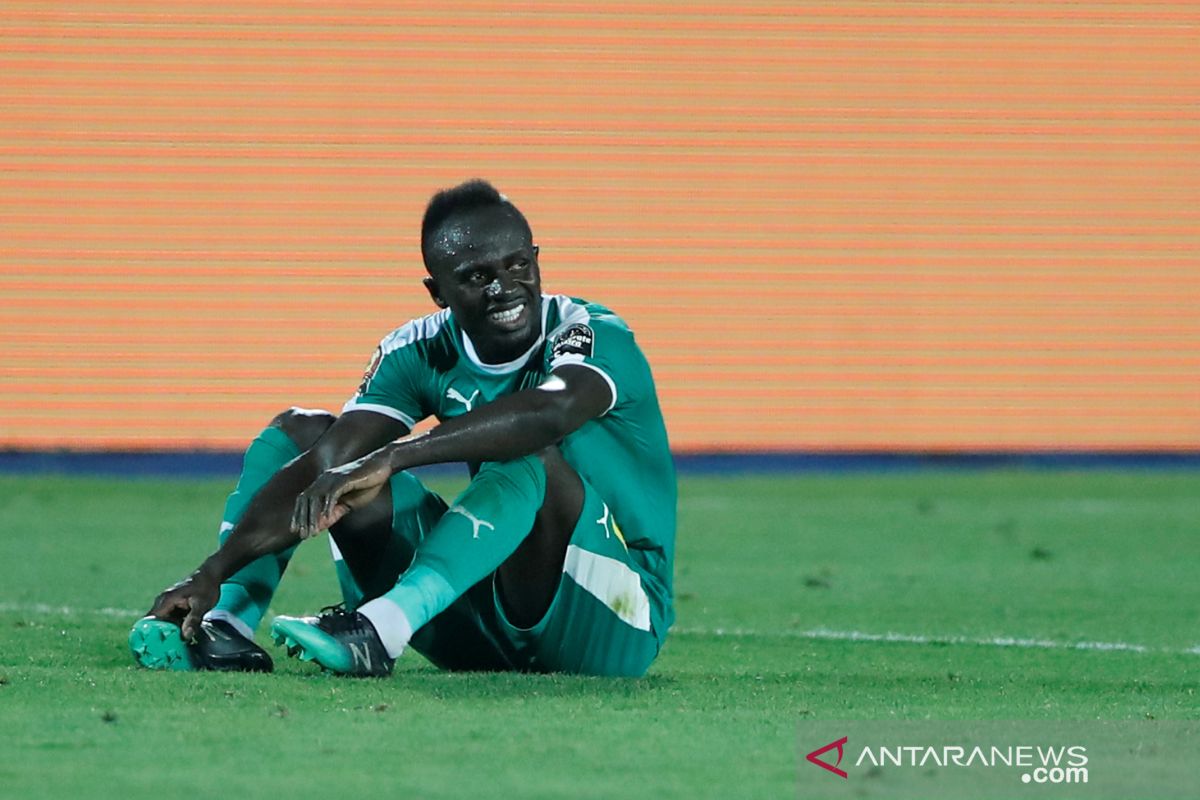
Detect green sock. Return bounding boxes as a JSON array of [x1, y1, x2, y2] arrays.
[[207, 425, 300, 637], [359, 455, 547, 656]]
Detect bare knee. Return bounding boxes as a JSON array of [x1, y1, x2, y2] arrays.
[[535, 445, 571, 474], [270, 407, 336, 452]]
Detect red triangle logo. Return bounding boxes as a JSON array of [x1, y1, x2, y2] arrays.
[[806, 736, 849, 779]]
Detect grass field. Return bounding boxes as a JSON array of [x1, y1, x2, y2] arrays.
[[0, 470, 1196, 799]]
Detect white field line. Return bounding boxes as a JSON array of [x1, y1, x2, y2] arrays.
[[0, 602, 143, 619], [672, 625, 1200, 657], [2, 601, 1195, 657]]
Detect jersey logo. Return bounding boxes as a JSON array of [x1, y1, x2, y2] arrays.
[[445, 386, 480, 413], [448, 505, 495, 539], [596, 503, 627, 549], [551, 324, 594, 360], [357, 346, 383, 395]]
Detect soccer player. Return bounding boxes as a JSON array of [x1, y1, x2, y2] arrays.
[[130, 180, 676, 677]]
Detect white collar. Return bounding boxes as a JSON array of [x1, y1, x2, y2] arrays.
[[460, 296, 550, 374]]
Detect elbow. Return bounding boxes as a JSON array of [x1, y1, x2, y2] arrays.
[[311, 438, 349, 472], [537, 392, 587, 444]]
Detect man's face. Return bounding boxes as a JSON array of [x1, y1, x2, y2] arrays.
[[423, 205, 543, 363]]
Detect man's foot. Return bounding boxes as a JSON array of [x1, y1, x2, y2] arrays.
[[270, 607, 394, 677], [129, 617, 274, 672]]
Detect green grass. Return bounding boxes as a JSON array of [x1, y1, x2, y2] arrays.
[[0, 471, 1196, 799]]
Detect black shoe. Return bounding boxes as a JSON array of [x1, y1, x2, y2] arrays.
[[192, 618, 274, 672], [129, 617, 273, 672], [270, 606, 394, 677]]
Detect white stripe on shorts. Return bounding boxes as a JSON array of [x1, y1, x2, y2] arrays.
[[562, 544, 652, 632]]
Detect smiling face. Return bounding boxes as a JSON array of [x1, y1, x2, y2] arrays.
[[422, 204, 543, 364]]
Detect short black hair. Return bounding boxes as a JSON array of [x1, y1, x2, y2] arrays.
[[421, 179, 531, 258]]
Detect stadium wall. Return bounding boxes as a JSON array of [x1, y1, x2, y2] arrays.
[[2, 2, 1197, 453]]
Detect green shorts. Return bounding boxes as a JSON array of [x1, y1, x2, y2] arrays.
[[330, 468, 669, 677]]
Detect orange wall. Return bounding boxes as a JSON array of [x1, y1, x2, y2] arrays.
[[2, 2, 1197, 451]]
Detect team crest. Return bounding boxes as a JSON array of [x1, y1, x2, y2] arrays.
[[357, 346, 383, 395], [552, 324, 595, 360]]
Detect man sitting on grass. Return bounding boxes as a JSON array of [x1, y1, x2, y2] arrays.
[[131, 179, 676, 677]]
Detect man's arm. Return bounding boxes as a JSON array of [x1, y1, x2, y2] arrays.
[[292, 365, 612, 537], [149, 410, 408, 637]]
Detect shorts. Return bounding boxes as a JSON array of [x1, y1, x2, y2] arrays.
[[330, 467, 668, 677]]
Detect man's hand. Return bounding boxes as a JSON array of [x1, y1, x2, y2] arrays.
[[148, 568, 221, 641], [291, 447, 396, 539], [289, 366, 613, 540]]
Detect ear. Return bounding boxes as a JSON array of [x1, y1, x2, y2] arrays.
[[423, 276, 447, 308], [532, 244, 539, 259]]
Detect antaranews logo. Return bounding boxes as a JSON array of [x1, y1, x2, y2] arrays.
[[799, 721, 1200, 800], [804, 733, 1089, 786], [805, 736, 848, 779]]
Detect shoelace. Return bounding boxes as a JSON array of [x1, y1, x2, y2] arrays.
[[315, 603, 368, 635]]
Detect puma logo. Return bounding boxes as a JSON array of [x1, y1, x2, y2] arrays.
[[448, 505, 495, 539], [446, 386, 480, 413], [596, 503, 627, 548], [597, 505, 612, 538]]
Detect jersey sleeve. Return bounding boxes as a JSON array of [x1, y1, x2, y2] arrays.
[[342, 336, 429, 430], [546, 311, 644, 417]]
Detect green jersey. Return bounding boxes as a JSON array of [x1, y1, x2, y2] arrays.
[[344, 294, 677, 625]]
